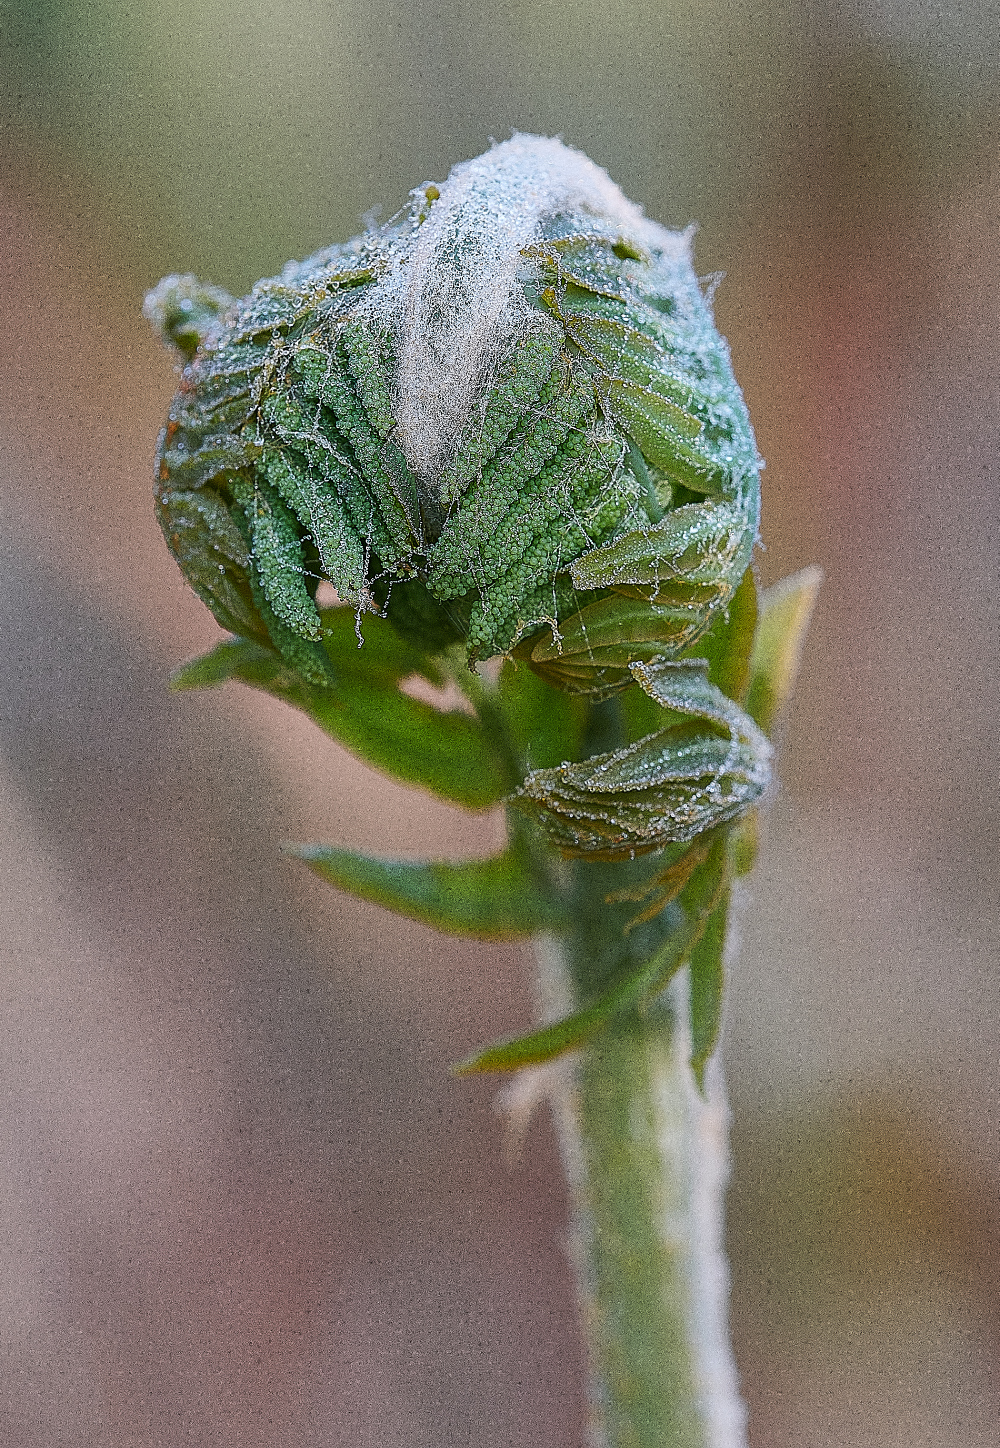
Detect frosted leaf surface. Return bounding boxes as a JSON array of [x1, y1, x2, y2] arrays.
[[147, 134, 761, 680]]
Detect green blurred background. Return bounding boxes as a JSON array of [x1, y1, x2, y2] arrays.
[[1, 2, 998, 1443]]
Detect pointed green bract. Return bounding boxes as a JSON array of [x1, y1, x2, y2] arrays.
[[287, 845, 563, 940], [454, 998, 613, 1074], [170, 637, 274, 692], [747, 565, 823, 735], [690, 563, 758, 704], [688, 886, 729, 1091], [316, 604, 444, 687]]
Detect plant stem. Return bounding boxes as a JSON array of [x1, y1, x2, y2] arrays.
[[540, 944, 746, 1448], [533, 699, 747, 1448]]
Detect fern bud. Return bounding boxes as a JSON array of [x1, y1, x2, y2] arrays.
[[147, 136, 761, 689]]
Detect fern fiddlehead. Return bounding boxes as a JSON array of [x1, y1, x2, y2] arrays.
[[147, 135, 817, 1448]]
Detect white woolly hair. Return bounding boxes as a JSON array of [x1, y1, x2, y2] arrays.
[[371, 134, 662, 490]]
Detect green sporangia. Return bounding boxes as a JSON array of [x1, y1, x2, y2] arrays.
[[147, 135, 760, 692], [147, 135, 817, 1448]]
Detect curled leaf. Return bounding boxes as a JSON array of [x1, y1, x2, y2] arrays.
[[526, 588, 711, 699], [570, 502, 751, 594], [514, 662, 771, 859]]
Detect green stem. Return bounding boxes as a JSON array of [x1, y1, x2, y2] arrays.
[[535, 699, 746, 1448], [540, 948, 745, 1448]]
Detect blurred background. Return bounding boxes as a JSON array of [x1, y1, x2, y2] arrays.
[[1, 2, 998, 1443]]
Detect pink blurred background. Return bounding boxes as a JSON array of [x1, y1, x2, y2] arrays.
[[1, 5, 998, 1443]]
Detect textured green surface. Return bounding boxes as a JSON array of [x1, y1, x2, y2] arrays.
[[148, 164, 761, 682]]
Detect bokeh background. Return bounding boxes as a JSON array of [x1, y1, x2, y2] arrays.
[[1, 2, 998, 1443]]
